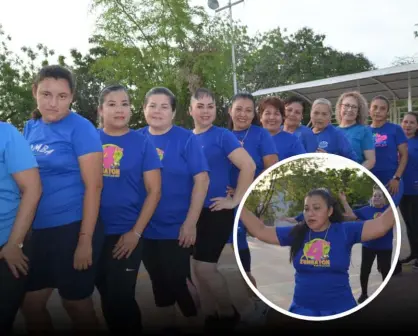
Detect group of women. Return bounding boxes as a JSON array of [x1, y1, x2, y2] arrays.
[[1, 63, 418, 333]]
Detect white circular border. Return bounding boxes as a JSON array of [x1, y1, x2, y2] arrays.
[[233, 152, 402, 322]]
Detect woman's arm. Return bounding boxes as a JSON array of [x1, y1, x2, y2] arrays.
[[362, 149, 376, 170], [262, 154, 279, 172], [227, 148, 256, 206], [240, 207, 281, 245], [338, 192, 358, 221], [361, 206, 395, 242], [131, 169, 161, 235]]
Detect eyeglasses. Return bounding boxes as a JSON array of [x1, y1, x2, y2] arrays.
[[341, 103, 358, 110]]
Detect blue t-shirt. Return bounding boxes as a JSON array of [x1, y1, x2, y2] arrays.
[[24, 112, 103, 230], [228, 125, 277, 248], [273, 131, 306, 161], [99, 130, 162, 235], [195, 126, 241, 208], [276, 221, 364, 313], [291, 125, 318, 153], [138, 126, 209, 240], [403, 136, 418, 196], [295, 212, 304, 222], [0, 122, 38, 247], [337, 124, 375, 164], [314, 125, 358, 162], [354, 205, 392, 250], [369, 122, 407, 177]]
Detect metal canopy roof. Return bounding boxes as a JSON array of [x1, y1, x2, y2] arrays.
[[252, 63, 418, 105]]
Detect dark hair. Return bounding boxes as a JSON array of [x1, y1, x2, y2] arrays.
[[283, 96, 306, 111], [97, 84, 130, 127], [403, 111, 418, 137], [227, 93, 260, 130], [288, 188, 344, 262], [190, 88, 216, 105], [32, 65, 75, 120], [371, 95, 390, 112], [258, 96, 285, 119], [143, 87, 176, 112]]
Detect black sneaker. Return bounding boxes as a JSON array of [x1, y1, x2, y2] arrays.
[[400, 255, 416, 264], [358, 293, 368, 304], [216, 306, 241, 330]]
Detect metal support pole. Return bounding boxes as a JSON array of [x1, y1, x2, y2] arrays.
[[408, 71, 412, 112]]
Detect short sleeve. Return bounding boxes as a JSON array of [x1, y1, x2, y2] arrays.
[[343, 221, 365, 246], [142, 136, 163, 172], [221, 129, 241, 157], [184, 134, 210, 176], [353, 206, 367, 220], [294, 212, 304, 222], [275, 226, 294, 246], [5, 124, 38, 174], [361, 127, 375, 151], [301, 128, 318, 153], [259, 127, 278, 157], [395, 124, 408, 146], [72, 118, 103, 157]]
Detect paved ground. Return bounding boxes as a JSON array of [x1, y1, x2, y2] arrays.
[[12, 208, 417, 333]]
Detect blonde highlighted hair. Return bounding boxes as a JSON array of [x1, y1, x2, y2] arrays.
[[335, 91, 369, 125]]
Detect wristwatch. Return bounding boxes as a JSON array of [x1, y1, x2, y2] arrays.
[[393, 176, 401, 181]]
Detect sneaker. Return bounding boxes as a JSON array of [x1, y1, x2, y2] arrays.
[[400, 255, 416, 265], [358, 293, 368, 304], [241, 298, 270, 326]]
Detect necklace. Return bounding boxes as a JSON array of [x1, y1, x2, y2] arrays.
[[237, 125, 251, 147], [309, 223, 331, 241]]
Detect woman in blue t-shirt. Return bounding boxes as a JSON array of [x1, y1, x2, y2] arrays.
[[21, 65, 104, 333], [226, 93, 278, 323], [0, 123, 42, 335], [137, 87, 210, 330], [188, 88, 256, 329], [95, 85, 162, 334], [240, 188, 395, 317], [399, 112, 418, 268], [282, 96, 317, 153], [369, 95, 408, 207], [339, 186, 392, 304], [335, 91, 376, 169], [258, 96, 306, 160], [310, 98, 358, 161]]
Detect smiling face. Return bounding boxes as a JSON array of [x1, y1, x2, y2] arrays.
[[189, 94, 216, 129], [303, 195, 333, 231], [229, 98, 255, 131], [340, 96, 359, 124], [260, 104, 282, 134], [401, 114, 418, 138], [144, 93, 174, 131], [33, 77, 73, 123], [371, 189, 386, 208], [311, 103, 331, 131], [99, 90, 131, 129], [284, 102, 304, 128]]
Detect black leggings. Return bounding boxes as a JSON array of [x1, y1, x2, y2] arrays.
[[95, 235, 143, 335], [399, 195, 418, 257], [360, 246, 392, 296]]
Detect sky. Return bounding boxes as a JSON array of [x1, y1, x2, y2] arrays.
[[1, 0, 417, 71]]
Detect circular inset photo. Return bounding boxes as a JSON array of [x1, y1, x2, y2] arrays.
[[233, 153, 401, 321]]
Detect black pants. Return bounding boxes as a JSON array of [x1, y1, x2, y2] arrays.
[[95, 235, 143, 335], [0, 244, 29, 336], [399, 195, 418, 257], [360, 246, 392, 295]]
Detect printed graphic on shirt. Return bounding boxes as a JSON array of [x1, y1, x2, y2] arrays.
[[318, 141, 328, 149], [373, 212, 382, 219], [103, 144, 124, 177], [300, 238, 331, 267], [156, 148, 164, 161], [30, 144, 55, 155], [373, 133, 388, 147]]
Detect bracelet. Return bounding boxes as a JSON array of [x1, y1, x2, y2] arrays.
[[133, 230, 142, 238]]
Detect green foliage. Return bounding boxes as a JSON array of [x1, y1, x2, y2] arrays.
[[246, 157, 375, 222]]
